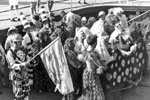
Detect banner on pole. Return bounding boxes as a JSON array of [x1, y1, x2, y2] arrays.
[[129, 10, 150, 36], [40, 37, 74, 95]]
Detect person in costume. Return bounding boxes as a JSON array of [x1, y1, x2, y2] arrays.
[[113, 7, 128, 29], [105, 8, 119, 36], [40, 13, 53, 36], [90, 11, 113, 64], [6, 34, 31, 100], [109, 21, 137, 56], [77, 34, 105, 100], [22, 20, 40, 88], [64, 38, 84, 100], [5, 26, 18, 51]]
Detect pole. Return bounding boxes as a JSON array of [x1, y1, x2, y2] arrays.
[[71, 0, 72, 11], [27, 37, 60, 63]]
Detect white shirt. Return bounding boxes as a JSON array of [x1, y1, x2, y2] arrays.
[[90, 19, 106, 36], [9, 0, 18, 5]]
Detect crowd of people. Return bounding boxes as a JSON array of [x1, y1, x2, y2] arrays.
[[0, 1, 143, 100]]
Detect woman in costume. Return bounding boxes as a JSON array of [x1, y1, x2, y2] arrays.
[[79, 35, 105, 100], [75, 27, 105, 100]]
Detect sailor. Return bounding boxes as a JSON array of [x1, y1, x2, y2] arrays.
[[28, 0, 40, 17], [9, 0, 19, 21], [90, 11, 107, 36], [81, 16, 87, 27], [6, 34, 31, 100], [47, 0, 54, 14], [78, 0, 87, 4]]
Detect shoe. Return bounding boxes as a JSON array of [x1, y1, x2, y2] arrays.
[[78, 1, 81, 4]]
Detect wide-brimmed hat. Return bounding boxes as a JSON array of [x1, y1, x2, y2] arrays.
[[7, 26, 18, 35], [86, 35, 97, 51]]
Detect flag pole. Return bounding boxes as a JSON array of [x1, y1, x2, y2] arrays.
[[128, 9, 150, 23], [28, 37, 60, 63]]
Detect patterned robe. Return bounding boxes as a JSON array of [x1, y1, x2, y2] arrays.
[[79, 51, 105, 100], [6, 47, 30, 99]]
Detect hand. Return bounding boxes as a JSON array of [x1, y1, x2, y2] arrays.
[[21, 62, 30, 68], [96, 66, 104, 74], [130, 44, 137, 52]]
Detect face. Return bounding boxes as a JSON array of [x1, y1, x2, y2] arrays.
[[74, 27, 92, 53], [25, 27, 33, 33], [43, 34, 48, 41], [82, 20, 86, 25], [43, 20, 49, 26], [101, 14, 105, 20], [13, 41, 22, 49], [115, 22, 124, 30], [11, 30, 18, 35]]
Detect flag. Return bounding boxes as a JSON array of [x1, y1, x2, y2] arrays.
[[129, 10, 150, 36], [40, 37, 74, 95]]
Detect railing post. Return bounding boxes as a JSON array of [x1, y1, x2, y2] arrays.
[[71, 0, 72, 11]]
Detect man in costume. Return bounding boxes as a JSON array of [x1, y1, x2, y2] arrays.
[[6, 34, 31, 100]]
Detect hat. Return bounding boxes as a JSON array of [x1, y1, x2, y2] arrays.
[[7, 26, 18, 35], [98, 11, 105, 17], [39, 7, 47, 14], [81, 16, 87, 22], [22, 20, 32, 31], [65, 12, 74, 23], [20, 15, 26, 22], [60, 11, 66, 18], [86, 35, 97, 51], [114, 7, 124, 15], [12, 34, 23, 42], [41, 14, 49, 22]]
